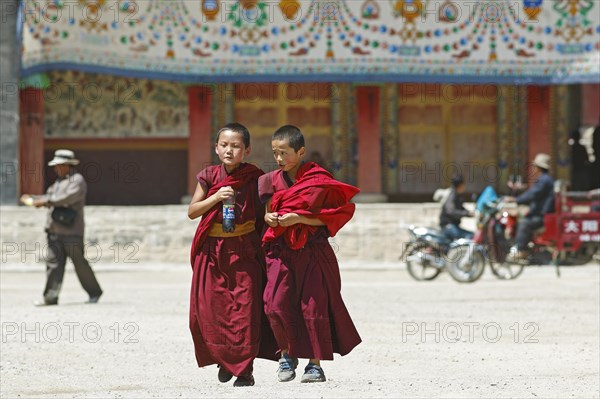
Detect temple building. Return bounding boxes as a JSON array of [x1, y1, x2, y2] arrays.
[[13, 0, 600, 204]]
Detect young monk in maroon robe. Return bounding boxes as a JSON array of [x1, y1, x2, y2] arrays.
[[188, 122, 276, 387], [258, 125, 362, 383]]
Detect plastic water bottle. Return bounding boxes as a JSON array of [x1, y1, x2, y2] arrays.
[[222, 188, 236, 233]]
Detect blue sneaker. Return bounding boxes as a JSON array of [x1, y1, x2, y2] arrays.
[[277, 354, 299, 382], [300, 363, 326, 383]]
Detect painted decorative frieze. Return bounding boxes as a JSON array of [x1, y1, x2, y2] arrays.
[[21, 0, 600, 83]]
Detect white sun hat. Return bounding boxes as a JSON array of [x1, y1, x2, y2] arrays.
[[48, 149, 80, 166]]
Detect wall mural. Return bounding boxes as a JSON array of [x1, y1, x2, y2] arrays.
[[21, 0, 600, 83], [42, 70, 189, 137]]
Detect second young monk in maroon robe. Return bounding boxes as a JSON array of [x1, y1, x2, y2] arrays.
[[258, 161, 362, 361]]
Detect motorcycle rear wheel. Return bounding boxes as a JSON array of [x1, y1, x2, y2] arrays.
[[488, 235, 525, 280], [405, 245, 443, 281], [562, 245, 597, 265]]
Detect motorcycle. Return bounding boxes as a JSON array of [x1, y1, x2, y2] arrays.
[[474, 184, 600, 280], [400, 224, 486, 283], [474, 198, 528, 279]]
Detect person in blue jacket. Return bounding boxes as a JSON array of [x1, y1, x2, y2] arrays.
[[505, 153, 555, 260]]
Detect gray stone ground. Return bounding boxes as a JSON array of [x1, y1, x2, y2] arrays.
[[1, 262, 599, 398]]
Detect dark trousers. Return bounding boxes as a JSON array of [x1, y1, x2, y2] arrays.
[[442, 223, 473, 241], [515, 216, 544, 251], [44, 233, 102, 303]]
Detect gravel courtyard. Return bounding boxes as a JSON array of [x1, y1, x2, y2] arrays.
[[1, 263, 599, 398]]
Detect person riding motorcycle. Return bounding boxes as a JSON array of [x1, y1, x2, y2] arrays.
[[439, 175, 474, 240], [504, 153, 555, 261]]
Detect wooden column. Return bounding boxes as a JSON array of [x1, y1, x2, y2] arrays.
[[527, 86, 552, 163], [356, 86, 384, 198], [331, 83, 356, 184], [187, 86, 213, 195], [551, 85, 580, 183], [581, 83, 600, 126], [0, 2, 20, 204], [19, 88, 44, 195]]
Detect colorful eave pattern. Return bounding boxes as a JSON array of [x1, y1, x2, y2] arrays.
[[20, 0, 600, 84]]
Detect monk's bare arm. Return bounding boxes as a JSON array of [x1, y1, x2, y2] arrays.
[[187, 183, 233, 220]]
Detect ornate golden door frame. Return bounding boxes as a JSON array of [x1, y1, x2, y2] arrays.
[[388, 83, 498, 200]]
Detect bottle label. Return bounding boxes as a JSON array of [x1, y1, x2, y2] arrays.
[[223, 204, 235, 220]]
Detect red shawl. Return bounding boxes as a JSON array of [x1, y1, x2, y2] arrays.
[[263, 163, 360, 250], [190, 163, 264, 264]]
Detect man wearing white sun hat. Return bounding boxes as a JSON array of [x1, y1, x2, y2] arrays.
[[504, 153, 555, 261], [20, 149, 103, 306]]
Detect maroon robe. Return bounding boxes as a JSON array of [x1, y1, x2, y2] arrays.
[[258, 162, 362, 360], [189, 163, 277, 377]]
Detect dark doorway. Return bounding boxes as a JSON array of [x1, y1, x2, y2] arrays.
[[44, 149, 188, 205]]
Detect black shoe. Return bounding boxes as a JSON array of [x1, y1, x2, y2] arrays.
[[233, 373, 255, 387], [86, 293, 102, 304], [33, 299, 58, 307], [217, 365, 233, 383]]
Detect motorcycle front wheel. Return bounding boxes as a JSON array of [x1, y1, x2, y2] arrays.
[[405, 244, 443, 281], [490, 260, 525, 280], [446, 244, 486, 283]]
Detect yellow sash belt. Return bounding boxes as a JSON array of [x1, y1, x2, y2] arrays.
[[207, 220, 256, 238]]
